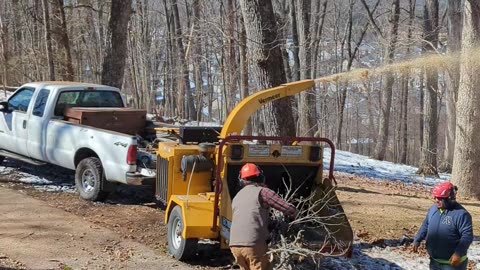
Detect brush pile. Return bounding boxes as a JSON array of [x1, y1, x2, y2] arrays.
[[268, 183, 352, 270]]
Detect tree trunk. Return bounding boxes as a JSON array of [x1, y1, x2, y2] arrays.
[[239, 0, 295, 137], [51, 0, 74, 81], [170, 0, 196, 119], [277, 1, 292, 82], [0, 10, 10, 88], [192, 0, 204, 122], [226, 0, 238, 113], [289, 0, 300, 82], [419, 74, 424, 151], [336, 83, 347, 149], [417, 0, 439, 176], [373, 0, 400, 160], [312, 0, 328, 78], [239, 15, 251, 135], [127, 37, 140, 108], [163, 0, 176, 116], [452, 0, 480, 199], [439, 0, 462, 172], [42, 0, 55, 80], [400, 0, 416, 164], [101, 0, 133, 89], [295, 0, 314, 137], [395, 77, 403, 162], [400, 74, 409, 163]]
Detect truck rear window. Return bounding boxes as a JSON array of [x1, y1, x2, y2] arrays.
[[54, 90, 124, 116]]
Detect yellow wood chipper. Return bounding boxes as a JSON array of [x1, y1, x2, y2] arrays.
[[154, 80, 353, 260]]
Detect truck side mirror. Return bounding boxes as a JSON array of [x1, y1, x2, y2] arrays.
[[0, 101, 9, 112]]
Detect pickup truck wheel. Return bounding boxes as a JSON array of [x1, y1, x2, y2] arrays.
[[167, 206, 198, 260], [75, 157, 109, 201], [0, 156, 4, 165]]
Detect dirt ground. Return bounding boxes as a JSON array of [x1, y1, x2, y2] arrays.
[[335, 173, 480, 240], [1, 171, 479, 269]]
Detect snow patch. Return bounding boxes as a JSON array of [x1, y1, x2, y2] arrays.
[[324, 148, 450, 186], [0, 90, 12, 101], [322, 245, 430, 269], [0, 159, 76, 193]]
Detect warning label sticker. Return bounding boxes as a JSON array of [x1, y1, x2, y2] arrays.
[[247, 145, 270, 157], [281, 146, 303, 157]]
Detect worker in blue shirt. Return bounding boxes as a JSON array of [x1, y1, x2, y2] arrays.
[[413, 182, 473, 270]]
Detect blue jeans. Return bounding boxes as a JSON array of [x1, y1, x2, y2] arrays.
[[429, 258, 468, 270]]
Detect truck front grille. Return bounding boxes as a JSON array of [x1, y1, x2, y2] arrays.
[[156, 157, 169, 204]]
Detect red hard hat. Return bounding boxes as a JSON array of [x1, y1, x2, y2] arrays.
[[240, 163, 261, 179], [432, 182, 455, 199]]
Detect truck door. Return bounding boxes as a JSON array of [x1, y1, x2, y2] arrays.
[[27, 89, 51, 161], [1, 87, 35, 156]]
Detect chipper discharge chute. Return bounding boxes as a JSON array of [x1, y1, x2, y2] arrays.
[[158, 80, 353, 261]]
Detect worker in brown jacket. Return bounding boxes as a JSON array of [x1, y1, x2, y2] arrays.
[[229, 163, 298, 270]]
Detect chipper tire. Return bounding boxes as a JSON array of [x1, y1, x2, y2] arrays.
[[167, 205, 198, 260], [75, 157, 109, 201]]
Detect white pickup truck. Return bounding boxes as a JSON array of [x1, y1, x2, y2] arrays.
[[0, 81, 155, 201]]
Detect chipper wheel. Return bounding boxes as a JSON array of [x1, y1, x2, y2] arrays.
[[167, 206, 198, 260]]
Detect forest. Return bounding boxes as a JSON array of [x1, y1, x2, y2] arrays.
[[1, 0, 480, 198]]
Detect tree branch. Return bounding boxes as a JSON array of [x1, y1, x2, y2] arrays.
[[359, 0, 384, 39]]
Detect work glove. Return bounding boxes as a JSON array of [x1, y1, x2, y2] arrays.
[[450, 253, 462, 267]]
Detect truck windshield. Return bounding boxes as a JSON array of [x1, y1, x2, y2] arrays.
[[54, 90, 124, 116]]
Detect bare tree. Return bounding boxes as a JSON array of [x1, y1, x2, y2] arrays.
[[439, 0, 462, 172], [417, 0, 439, 176], [225, 0, 238, 114], [294, 0, 316, 137], [42, 0, 55, 80], [51, 0, 74, 81], [372, 0, 400, 160], [239, 0, 296, 137], [399, 0, 416, 164], [274, 0, 293, 83], [239, 15, 251, 135], [336, 0, 378, 149], [0, 3, 10, 88], [289, 0, 300, 82], [170, 0, 196, 119], [163, 0, 176, 117], [311, 0, 328, 79], [452, 0, 480, 199], [192, 0, 204, 122], [101, 0, 133, 89]]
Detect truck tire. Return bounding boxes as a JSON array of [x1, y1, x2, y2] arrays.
[[0, 156, 4, 165], [167, 205, 198, 260], [75, 157, 109, 201]]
